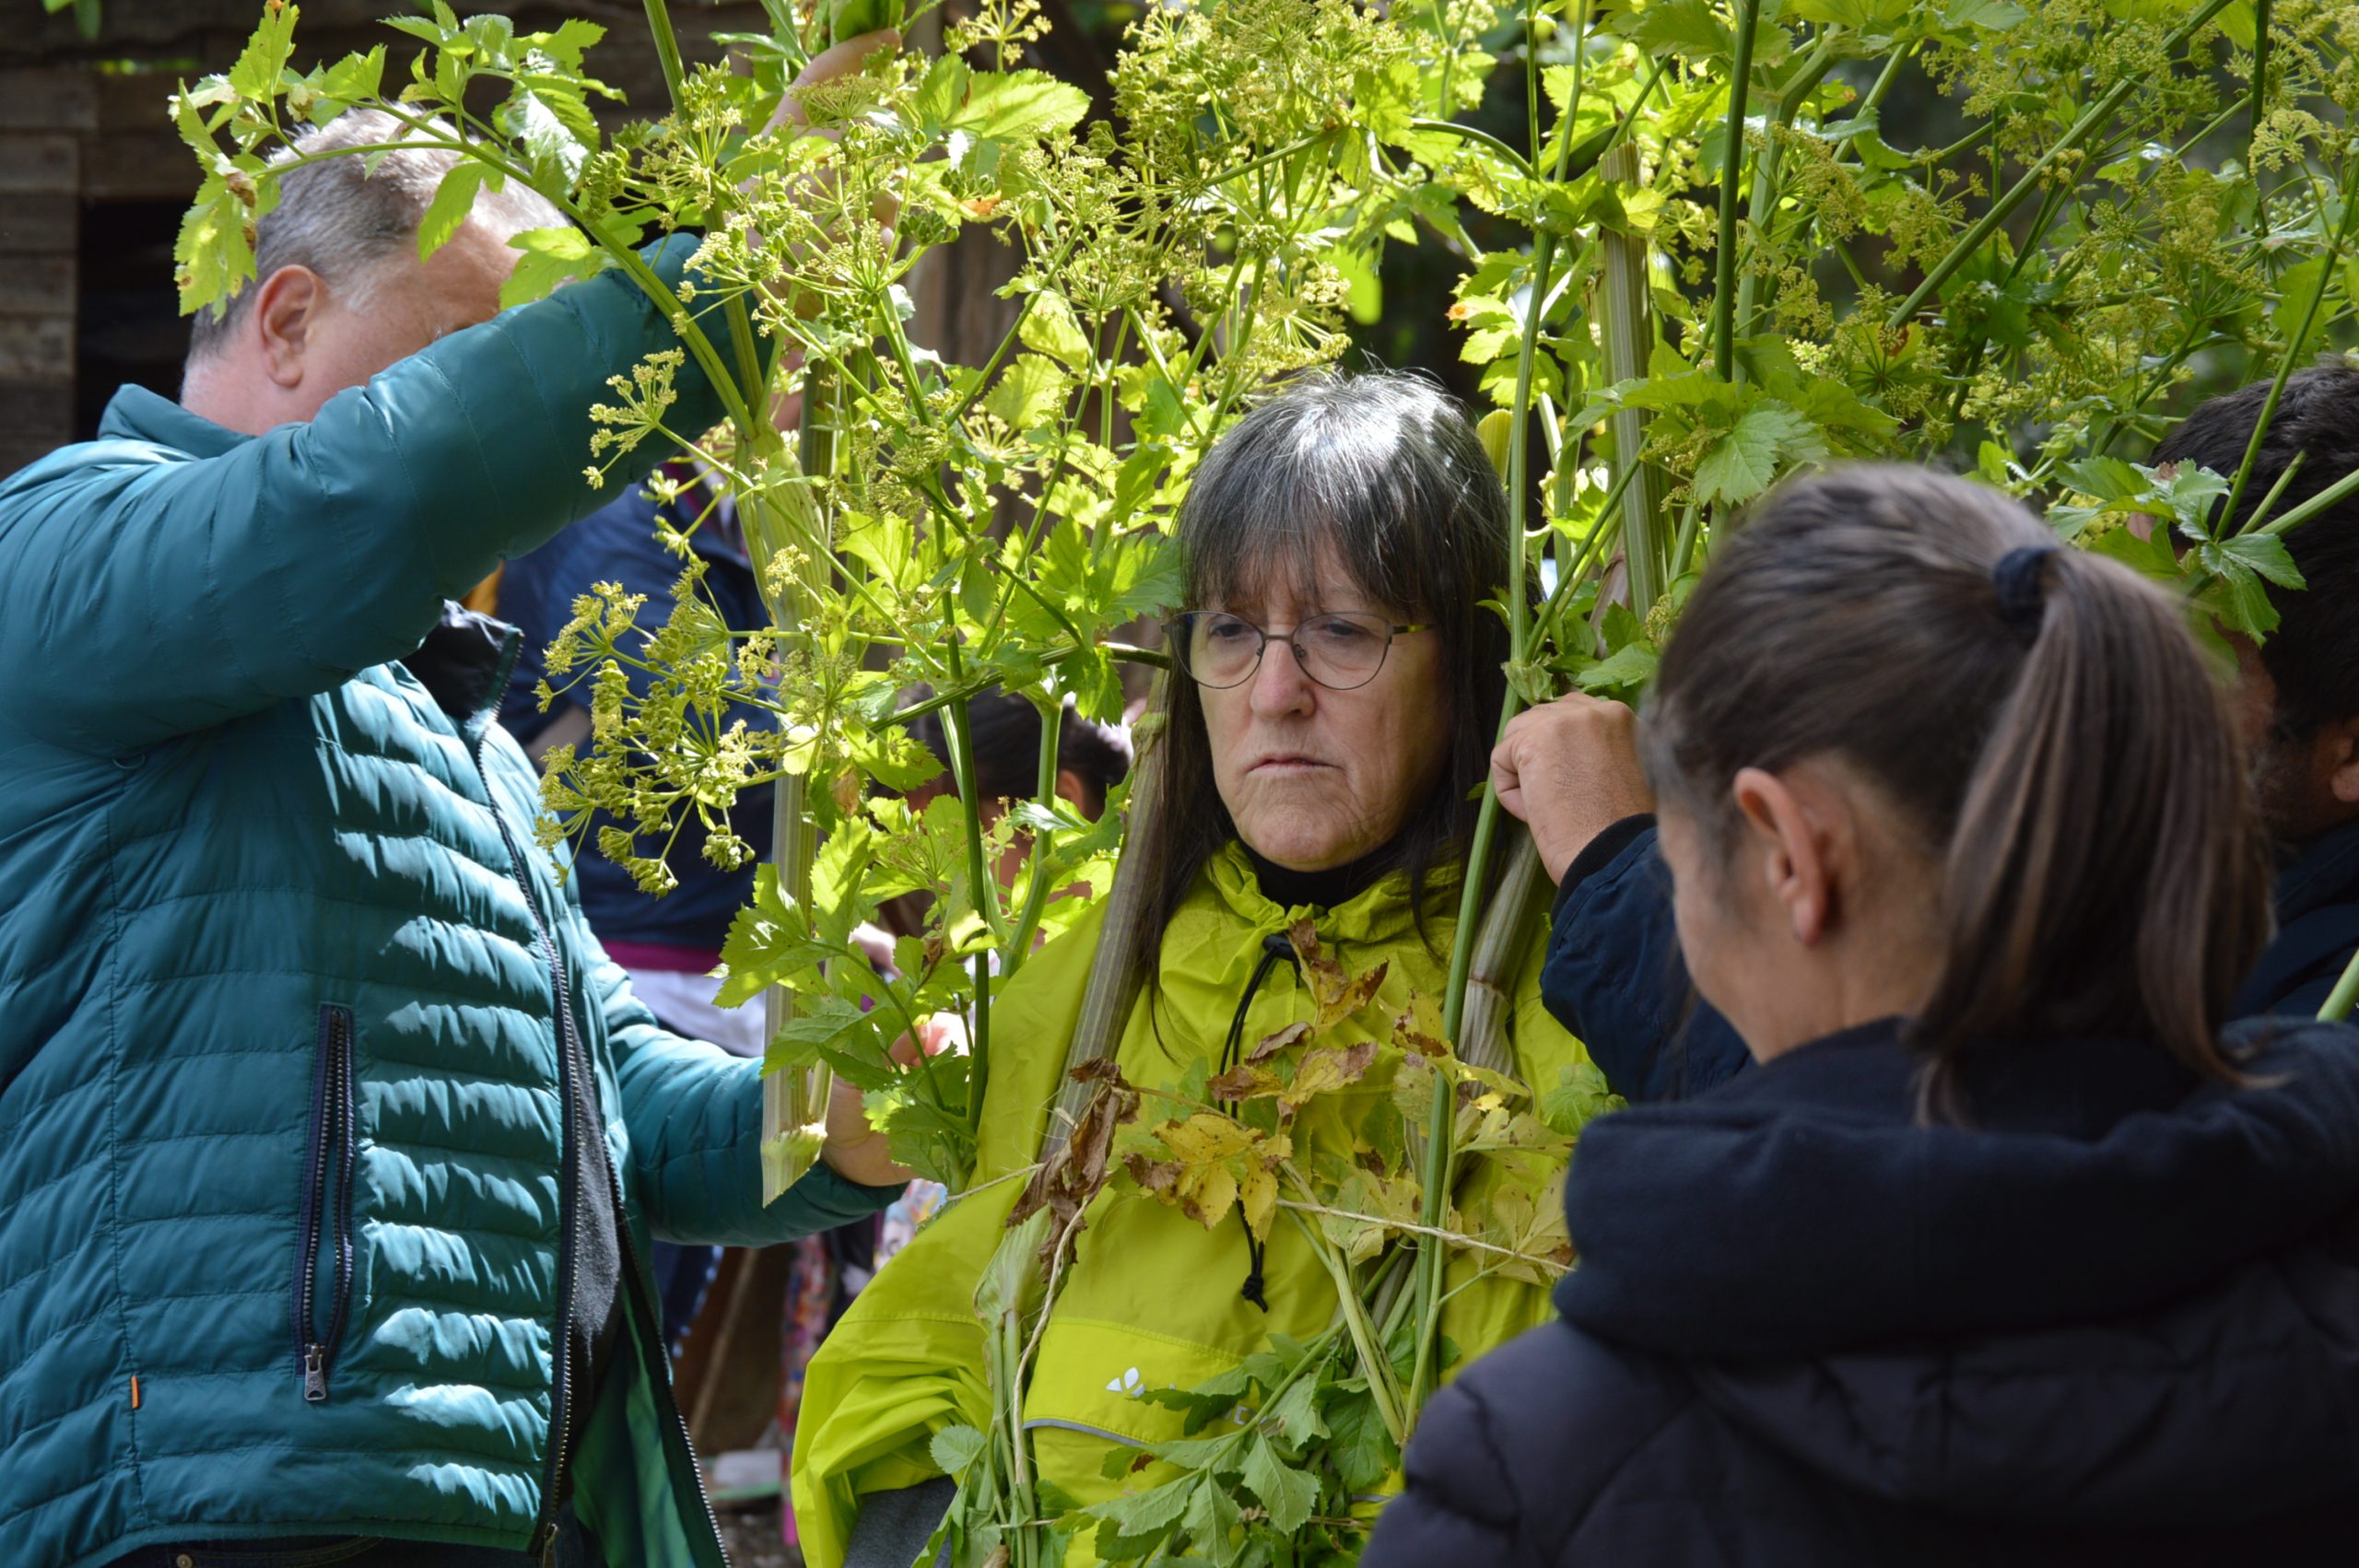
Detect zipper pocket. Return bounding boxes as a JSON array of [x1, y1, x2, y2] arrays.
[[294, 1004, 358, 1402]]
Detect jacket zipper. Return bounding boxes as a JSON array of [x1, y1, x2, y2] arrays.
[[295, 1004, 358, 1402], [467, 743, 722, 1564]]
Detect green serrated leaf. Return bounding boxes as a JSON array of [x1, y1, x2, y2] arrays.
[[1239, 1435, 1318, 1535], [1540, 1059, 1625, 1136], [1942, 0, 2029, 27], [947, 70, 1091, 144], [1322, 1387, 1397, 1492], [983, 355, 1070, 431], [930, 1423, 988, 1480], [417, 162, 487, 260], [1614, 0, 1731, 59], [713, 863, 830, 1008], [1086, 1473, 1196, 1560], [1019, 293, 1096, 373], [2216, 532, 2306, 591], [228, 3, 299, 101], [499, 224, 603, 309], [1691, 402, 1818, 508]]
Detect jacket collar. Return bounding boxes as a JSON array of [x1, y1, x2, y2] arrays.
[[1203, 838, 1460, 947], [2275, 814, 2359, 927], [96, 383, 253, 460], [400, 603, 522, 737]]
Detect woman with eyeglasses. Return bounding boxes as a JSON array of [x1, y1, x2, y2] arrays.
[[788, 371, 1595, 1566]]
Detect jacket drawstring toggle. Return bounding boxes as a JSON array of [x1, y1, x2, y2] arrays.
[[1220, 931, 1300, 1312]]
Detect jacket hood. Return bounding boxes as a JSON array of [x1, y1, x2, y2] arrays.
[[1557, 1018, 2359, 1525]]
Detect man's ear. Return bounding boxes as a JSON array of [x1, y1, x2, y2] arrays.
[[1053, 767, 1093, 816], [2322, 717, 2359, 807], [1729, 766, 1835, 948], [252, 264, 326, 390]]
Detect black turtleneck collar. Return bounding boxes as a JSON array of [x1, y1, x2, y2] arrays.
[[1240, 841, 1402, 911]]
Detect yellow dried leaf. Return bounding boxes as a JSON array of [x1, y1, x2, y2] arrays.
[[1176, 1161, 1238, 1228], [1155, 1112, 1259, 1165], [1238, 1163, 1278, 1242], [1280, 1040, 1380, 1112]]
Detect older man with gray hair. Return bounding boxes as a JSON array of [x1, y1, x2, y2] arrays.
[[0, 37, 900, 1568]]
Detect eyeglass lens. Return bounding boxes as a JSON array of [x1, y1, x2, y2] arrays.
[[1180, 612, 1394, 690]]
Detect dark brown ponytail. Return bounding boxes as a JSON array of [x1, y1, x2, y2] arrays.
[[1643, 466, 2274, 1114]]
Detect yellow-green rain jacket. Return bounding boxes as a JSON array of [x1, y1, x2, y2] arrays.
[[791, 842, 1586, 1565]]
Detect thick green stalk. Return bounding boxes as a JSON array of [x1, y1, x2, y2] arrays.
[[2320, 943, 2359, 1023], [639, 0, 772, 486], [641, 0, 690, 111], [1003, 694, 1067, 976], [1731, 42, 1835, 349], [1412, 209, 1562, 1412], [1888, 0, 2238, 328], [1710, 0, 1764, 380], [2238, 451, 2306, 536], [759, 380, 837, 1200], [1599, 142, 1667, 612], [2249, 0, 2273, 168], [2257, 463, 2359, 538], [2224, 208, 2351, 531]]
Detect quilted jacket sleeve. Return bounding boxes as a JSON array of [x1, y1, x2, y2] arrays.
[[1359, 1375, 1532, 1568], [0, 238, 728, 755], [582, 907, 903, 1248], [1541, 815, 1751, 1103]]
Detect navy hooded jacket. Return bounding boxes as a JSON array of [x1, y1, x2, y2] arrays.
[[1363, 1018, 2359, 1567], [1543, 813, 2359, 1103], [496, 476, 775, 954]]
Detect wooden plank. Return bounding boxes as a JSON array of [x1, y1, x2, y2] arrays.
[[0, 70, 97, 133], [0, 380, 74, 445], [0, 194, 77, 254], [92, 71, 175, 135], [0, 315, 73, 381], [0, 254, 75, 317], [82, 130, 198, 202], [0, 134, 77, 195]]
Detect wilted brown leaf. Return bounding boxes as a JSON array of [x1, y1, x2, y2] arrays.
[[1008, 1061, 1142, 1270], [1209, 1063, 1284, 1101], [1287, 919, 1389, 1028], [1245, 1020, 1310, 1064], [1393, 1010, 1449, 1059]]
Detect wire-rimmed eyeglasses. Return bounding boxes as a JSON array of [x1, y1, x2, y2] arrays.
[[1167, 611, 1430, 692]]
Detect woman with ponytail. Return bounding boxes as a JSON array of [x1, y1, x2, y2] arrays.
[[1363, 466, 2359, 1566]]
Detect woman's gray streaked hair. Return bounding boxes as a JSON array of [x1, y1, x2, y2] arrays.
[[185, 110, 566, 359], [1132, 369, 1517, 958]]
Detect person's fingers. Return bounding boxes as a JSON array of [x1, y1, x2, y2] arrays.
[[781, 29, 902, 127]]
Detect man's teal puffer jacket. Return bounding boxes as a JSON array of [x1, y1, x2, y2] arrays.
[[0, 243, 894, 1568]]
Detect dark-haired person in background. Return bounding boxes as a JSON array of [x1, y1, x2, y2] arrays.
[[1365, 466, 2359, 1566], [1522, 366, 2359, 1103]]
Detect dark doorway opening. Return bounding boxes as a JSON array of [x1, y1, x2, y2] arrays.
[[76, 197, 186, 440]]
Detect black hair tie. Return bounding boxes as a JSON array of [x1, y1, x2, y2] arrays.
[[1991, 545, 2055, 638]]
